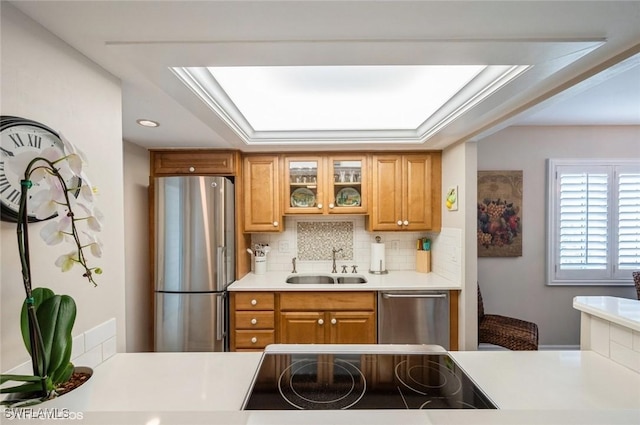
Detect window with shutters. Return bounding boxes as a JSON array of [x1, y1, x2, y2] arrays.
[[547, 159, 640, 285]]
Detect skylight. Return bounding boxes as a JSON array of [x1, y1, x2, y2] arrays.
[[171, 64, 530, 145], [208, 66, 484, 131]]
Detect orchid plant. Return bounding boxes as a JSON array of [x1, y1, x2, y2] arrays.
[[0, 134, 102, 405]]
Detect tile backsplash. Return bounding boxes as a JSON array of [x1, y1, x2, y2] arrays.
[[2, 318, 117, 376], [251, 216, 462, 282]]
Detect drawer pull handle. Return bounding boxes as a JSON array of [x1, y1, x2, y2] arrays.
[[251, 299, 257, 306], [189, 166, 195, 173], [318, 319, 324, 325], [251, 337, 257, 344], [331, 318, 337, 325], [251, 318, 257, 325]]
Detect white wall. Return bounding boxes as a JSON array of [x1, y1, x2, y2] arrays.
[[123, 142, 151, 352], [0, 4, 126, 369], [477, 125, 639, 347], [442, 141, 478, 350]]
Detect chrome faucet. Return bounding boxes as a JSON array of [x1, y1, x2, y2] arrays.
[[291, 257, 297, 273], [331, 248, 343, 273]]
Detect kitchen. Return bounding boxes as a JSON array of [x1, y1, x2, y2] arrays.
[[1, 1, 640, 423]]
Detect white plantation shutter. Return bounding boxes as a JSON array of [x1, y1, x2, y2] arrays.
[[548, 159, 640, 285], [616, 168, 640, 273]]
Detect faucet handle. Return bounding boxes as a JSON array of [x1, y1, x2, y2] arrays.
[[351, 265, 358, 273], [291, 257, 297, 273], [341, 265, 348, 273]]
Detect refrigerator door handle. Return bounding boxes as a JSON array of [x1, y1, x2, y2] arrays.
[[216, 292, 226, 341], [217, 246, 226, 289]]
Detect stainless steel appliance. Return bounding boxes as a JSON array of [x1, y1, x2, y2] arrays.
[[377, 290, 450, 349], [242, 344, 496, 410], [154, 176, 235, 352]]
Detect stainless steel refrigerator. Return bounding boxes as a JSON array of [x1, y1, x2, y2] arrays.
[[154, 175, 235, 352]]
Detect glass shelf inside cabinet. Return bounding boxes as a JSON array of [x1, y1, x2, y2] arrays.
[[333, 160, 362, 208], [289, 161, 318, 208]]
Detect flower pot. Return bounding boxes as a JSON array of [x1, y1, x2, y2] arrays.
[[1, 366, 93, 407]]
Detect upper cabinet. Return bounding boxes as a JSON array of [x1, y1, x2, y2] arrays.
[[243, 155, 282, 232], [368, 153, 441, 231], [150, 150, 238, 176], [284, 154, 367, 215]]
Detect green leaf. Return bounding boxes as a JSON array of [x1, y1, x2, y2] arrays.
[[36, 295, 76, 382], [20, 287, 55, 354], [0, 374, 42, 384], [0, 382, 46, 394]]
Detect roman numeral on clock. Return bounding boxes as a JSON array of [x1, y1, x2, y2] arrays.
[[9, 133, 25, 148], [0, 174, 11, 193], [28, 134, 42, 149]]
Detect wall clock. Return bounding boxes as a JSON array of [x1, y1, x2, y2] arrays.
[[0, 116, 81, 223]]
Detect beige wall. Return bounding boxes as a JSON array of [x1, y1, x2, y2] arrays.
[[477, 125, 640, 347], [442, 141, 478, 350], [0, 4, 126, 369], [123, 142, 151, 352]]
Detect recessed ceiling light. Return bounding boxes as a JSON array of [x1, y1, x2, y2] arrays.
[[136, 119, 159, 128]]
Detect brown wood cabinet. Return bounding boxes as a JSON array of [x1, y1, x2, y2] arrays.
[[242, 155, 282, 232], [368, 153, 441, 231], [278, 292, 376, 345], [230, 292, 276, 351], [150, 149, 238, 176], [283, 154, 368, 215]]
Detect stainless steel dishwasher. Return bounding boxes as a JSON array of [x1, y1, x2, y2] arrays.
[[377, 291, 449, 349]]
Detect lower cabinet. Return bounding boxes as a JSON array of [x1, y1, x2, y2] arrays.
[[230, 292, 275, 351], [279, 310, 376, 344], [230, 291, 376, 351]]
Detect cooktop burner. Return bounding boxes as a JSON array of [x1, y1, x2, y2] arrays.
[[243, 346, 496, 410]]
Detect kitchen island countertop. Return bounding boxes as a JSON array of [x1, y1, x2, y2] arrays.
[[228, 270, 461, 291], [10, 348, 638, 425]]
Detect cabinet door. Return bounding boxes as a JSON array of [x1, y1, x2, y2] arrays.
[[327, 155, 367, 214], [403, 154, 433, 230], [370, 155, 403, 230], [284, 157, 324, 214], [151, 150, 237, 176], [328, 311, 376, 344], [279, 312, 325, 344], [243, 156, 282, 232]]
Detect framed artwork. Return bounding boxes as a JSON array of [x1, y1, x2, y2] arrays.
[[477, 170, 523, 257]]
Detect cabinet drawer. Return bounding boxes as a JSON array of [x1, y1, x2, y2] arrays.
[[235, 311, 275, 329], [152, 150, 237, 175], [279, 292, 375, 311], [235, 330, 275, 349], [235, 292, 275, 310]]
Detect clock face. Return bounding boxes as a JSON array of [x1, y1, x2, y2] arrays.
[[0, 116, 80, 222]]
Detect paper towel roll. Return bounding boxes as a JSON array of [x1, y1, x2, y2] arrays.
[[370, 243, 386, 273]]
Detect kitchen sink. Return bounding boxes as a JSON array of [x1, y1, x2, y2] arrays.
[[336, 276, 368, 284], [285, 274, 335, 284], [285, 274, 368, 284]]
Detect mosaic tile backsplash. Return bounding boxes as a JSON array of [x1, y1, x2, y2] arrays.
[[250, 216, 462, 283], [297, 221, 353, 261]]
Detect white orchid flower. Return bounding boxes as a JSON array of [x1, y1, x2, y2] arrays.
[[78, 171, 97, 202], [31, 178, 67, 219], [39, 215, 72, 245], [82, 231, 103, 258], [74, 202, 104, 232], [55, 250, 78, 272], [59, 132, 88, 165]]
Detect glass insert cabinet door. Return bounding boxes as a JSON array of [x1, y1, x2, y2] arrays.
[[285, 157, 323, 214], [328, 156, 366, 214]]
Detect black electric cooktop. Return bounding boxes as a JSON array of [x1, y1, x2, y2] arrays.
[[243, 346, 496, 410]]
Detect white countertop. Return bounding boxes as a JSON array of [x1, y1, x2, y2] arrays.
[[573, 296, 640, 332], [6, 348, 638, 425], [228, 270, 461, 291]]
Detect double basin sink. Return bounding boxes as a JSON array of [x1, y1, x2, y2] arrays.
[[285, 273, 368, 284]]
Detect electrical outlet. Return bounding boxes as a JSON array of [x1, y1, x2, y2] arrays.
[[391, 240, 400, 251]]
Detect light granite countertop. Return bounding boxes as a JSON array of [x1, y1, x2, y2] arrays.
[[5, 347, 638, 425], [228, 270, 461, 291]]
